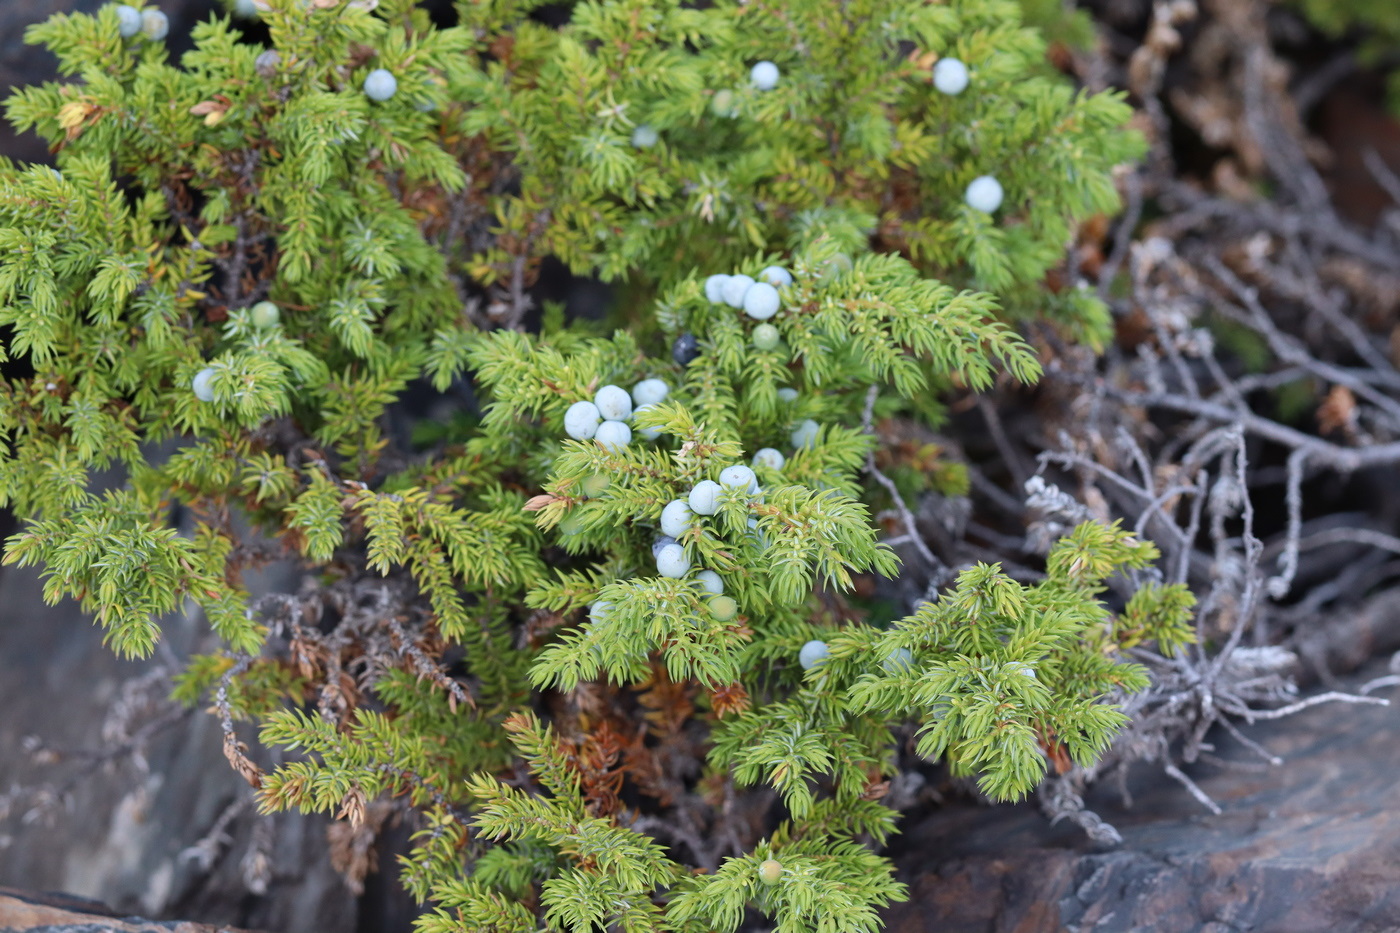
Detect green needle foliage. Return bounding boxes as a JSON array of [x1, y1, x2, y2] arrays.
[[0, 1, 1181, 930]]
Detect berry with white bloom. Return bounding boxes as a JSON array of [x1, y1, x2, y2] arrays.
[[688, 480, 723, 515], [752, 447, 785, 470], [750, 61, 780, 91], [250, 301, 279, 328], [758, 265, 792, 287], [721, 274, 755, 308], [115, 4, 142, 37], [141, 8, 168, 40], [595, 420, 631, 451], [1018, 665, 1037, 680], [564, 401, 602, 440], [965, 175, 1004, 213], [742, 282, 781, 320], [933, 57, 970, 95], [752, 324, 780, 351], [656, 543, 691, 578], [695, 570, 724, 596], [652, 535, 678, 558], [660, 499, 692, 538], [777, 387, 798, 402], [798, 640, 829, 670], [882, 648, 914, 673], [594, 384, 633, 421], [708, 596, 738, 621], [234, 0, 260, 17], [704, 274, 731, 303], [589, 601, 612, 623], [719, 464, 756, 492], [192, 367, 217, 402], [633, 404, 662, 440], [673, 332, 700, 366], [631, 124, 658, 148], [632, 378, 668, 407], [363, 68, 398, 102], [255, 49, 280, 77], [790, 418, 820, 449], [758, 859, 784, 884]]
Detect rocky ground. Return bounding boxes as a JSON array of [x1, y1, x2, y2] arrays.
[[4, 0, 1400, 931]]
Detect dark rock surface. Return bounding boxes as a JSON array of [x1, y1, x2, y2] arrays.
[[883, 666, 1400, 933]]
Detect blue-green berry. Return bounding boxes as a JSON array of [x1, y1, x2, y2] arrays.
[[633, 403, 662, 440], [933, 58, 969, 95], [688, 480, 722, 515], [721, 274, 755, 308], [752, 324, 781, 351], [758, 266, 793, 287], [594, 385, 633, 421], [192, 367, 217, 403], [364, 69, 398, 102], [704, 274, 731, 303], [695, 570, 724, 596], [632, 378, 669, 406], [595, 420, 631, 451], [965, 175, 1004, 213], [564, 401, 602, 441], [743, 282, 781, 320], [115, 4, 142, 37], [777, 387, 798, 403], [752, 447, 785, 471], [652, 535, 678, 558], [141, 8, 168, 40], [656, 543, 691, 578], [711, 89, 737, 117], [798, 640, 829, 670], [250, 300, 279, 328], [719, 464, 757, 492], [882, 648, 914, 673], [708, 596, 738, 621], [750, 61, 780, 91], [631, 124, 659, 148], [660, 499, 692, 538], [791, 419, 820, 449]]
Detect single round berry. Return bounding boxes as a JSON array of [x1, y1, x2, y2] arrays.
[[758, 265, 793, 288], [564, 400, 602, 441], [933, 57, 970, 95], [234, 0, 260, 18], [721, 274, 755, 309], [595, 420, 632, 451], [742, 282, 781, 321], [652, 535, 678, 558], [882, 648, 914, 674], [633, 404, 662, 440], [581, 473, 610, 497], [751, 324, 781, 351], [249, 300, 280, 328], [115, 4, 142, 37], [688, 480, 723, 516], [1018, 665, 1037, 680], [656, 543, 691, 578], [364, 68, 398, 102], [695, 570, 724, 596], [965, 175, 1004, 213], [672, 332, 700, 366], [711, 89, 737, 117], [660, 499, 692, 538], [758, 859, 784, 884], [192, 367, 217, 403], [709, 595, 738, 622], [790, 419, 820, 449], [589, 600, 612, 623], [255, 49, 281, 77], [752, 447, 785, 471], [704, 274, 731, 304], [632, 378, 669, 407], [750, 61, 780, 91], [776, 387, 798, 403], [558, 511, 586, 536], [816, 253, 853, 282], [719, 464, 756, 491], [141, 8, 169, 40], [594, 384, 633, 421], [747, 516, 769, 549], [631, 124, 659, 148], [798, 640, 829, 670]]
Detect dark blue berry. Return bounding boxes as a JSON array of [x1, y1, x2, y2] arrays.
[[672, 332, 700, 366]]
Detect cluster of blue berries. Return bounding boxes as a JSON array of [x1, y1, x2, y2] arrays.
[[113, 4, 169, 40], [929, 56, 1005, 214], [702, 264, 789, 322], [563, 378, 671, 451]]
